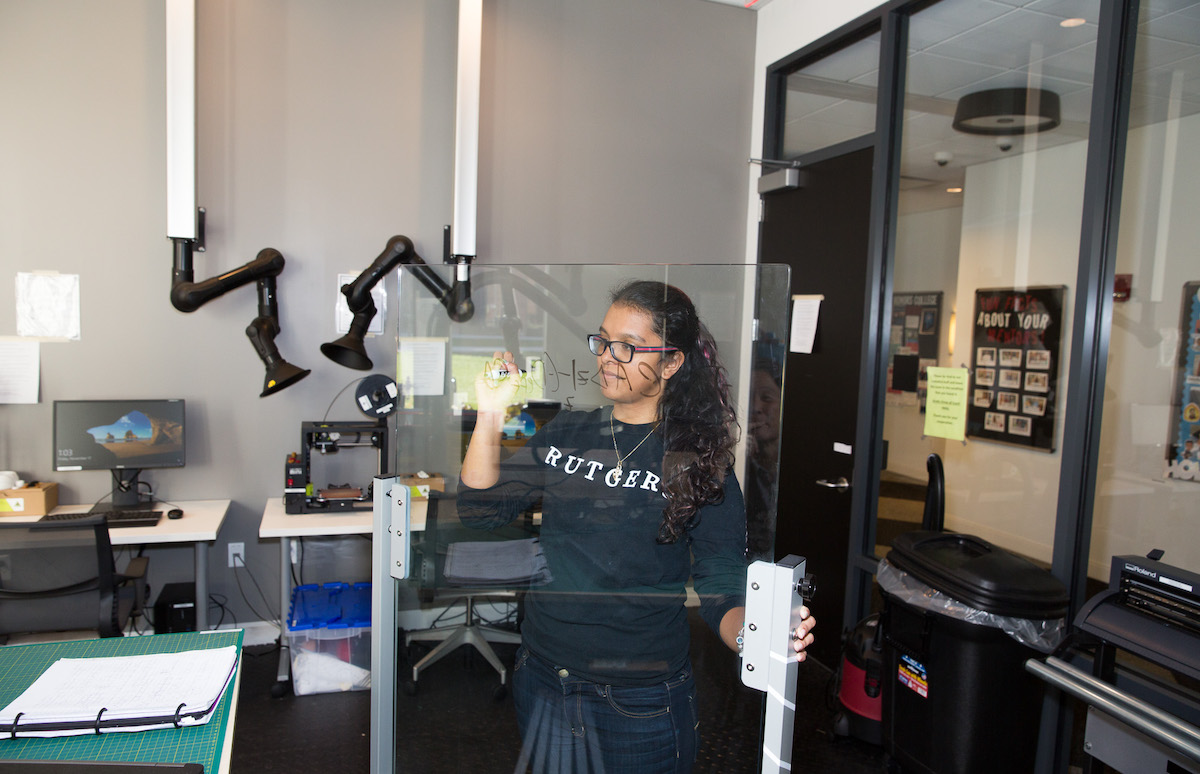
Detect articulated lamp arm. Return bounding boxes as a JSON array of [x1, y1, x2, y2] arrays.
[[170, 240, 285, 312], [170, 237, 310, 396], [322, 235, 474, 371]]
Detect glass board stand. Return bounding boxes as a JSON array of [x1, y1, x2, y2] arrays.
[[370, 475, 410, 774]]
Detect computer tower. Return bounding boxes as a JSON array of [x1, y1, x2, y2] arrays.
[[154, 582, 197, 633]]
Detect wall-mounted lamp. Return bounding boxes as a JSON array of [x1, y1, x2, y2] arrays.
[[321, 234, 474, 371], [171, 240, 311, 397], [952, 88, 1061, 136], [166, 0, 308, 397]]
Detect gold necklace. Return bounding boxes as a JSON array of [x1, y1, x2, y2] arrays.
[[610, 409, 660, 476]]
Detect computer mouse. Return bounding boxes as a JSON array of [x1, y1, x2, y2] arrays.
[[167, 508, 184, 519]]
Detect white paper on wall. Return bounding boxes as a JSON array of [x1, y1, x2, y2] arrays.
[[0, 338, 39, 404], [789, 294, 823, 354], [335, 272, 386, 334], [16, 272, 81, 340]]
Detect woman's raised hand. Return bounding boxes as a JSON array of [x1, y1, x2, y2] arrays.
[[475, 350, 523, 415]]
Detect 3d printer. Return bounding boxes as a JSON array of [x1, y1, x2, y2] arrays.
[[284, 420, 388, 513]]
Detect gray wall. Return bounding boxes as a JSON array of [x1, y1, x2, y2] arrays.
[[0, 0, 756, 626]]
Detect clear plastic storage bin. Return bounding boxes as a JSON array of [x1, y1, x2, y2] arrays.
[[286, 582, 372, 696]]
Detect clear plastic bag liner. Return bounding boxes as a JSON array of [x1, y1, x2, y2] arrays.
[[876, 558, 1066, 653]]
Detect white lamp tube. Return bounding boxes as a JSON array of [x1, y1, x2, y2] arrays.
[[452, 0, 482, 259], [166, 0, 196, 240]]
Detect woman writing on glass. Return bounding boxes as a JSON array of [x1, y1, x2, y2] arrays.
[[458, 280, 815, 773]]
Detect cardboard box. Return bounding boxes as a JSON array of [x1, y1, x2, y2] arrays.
[[0, 482, 60, 516], [400, 472, 444, 499]]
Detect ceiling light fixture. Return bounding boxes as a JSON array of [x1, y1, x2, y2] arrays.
[[1060, 18, 1087, 28], [952, 87, 1061, 136], [947, 187, 963, 194]]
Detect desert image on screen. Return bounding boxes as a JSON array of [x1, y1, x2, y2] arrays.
[[86, 410, 183, 462]]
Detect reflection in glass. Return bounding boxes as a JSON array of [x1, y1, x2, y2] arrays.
[[782, 30, 881, 156], [879, 0, 1099, 569], [1094, 0, 1200, 580]]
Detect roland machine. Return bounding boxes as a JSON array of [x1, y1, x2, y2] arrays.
[[1075, 552, 1200, 681], [1027, 552, 1200, 774]]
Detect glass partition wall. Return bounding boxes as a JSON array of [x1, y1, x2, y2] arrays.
[[879, 0, 1100, 567], [380, 263, 790, 772], [1094, 0, 1200, 588]]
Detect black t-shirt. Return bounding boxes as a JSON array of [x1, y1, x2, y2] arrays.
[[457, 407, 747, 684]]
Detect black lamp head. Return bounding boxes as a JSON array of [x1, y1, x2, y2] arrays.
[[246, 313, 310, 397], [320, 333, 374, 371], [952, 87, 1061, 136], [261, 359, 311, 397]]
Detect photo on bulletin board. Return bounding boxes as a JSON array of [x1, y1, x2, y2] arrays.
[[887, 291, 942, 410], [1164, 280, 1200, 482], [966, 285, 1065, 451]]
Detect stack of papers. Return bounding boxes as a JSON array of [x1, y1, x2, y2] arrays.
[[0, 646, 238, 739], [444, 537, 552, 587]]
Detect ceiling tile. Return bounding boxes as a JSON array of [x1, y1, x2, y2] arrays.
[[925, 8, 1095, 71], [908, 1, 1016, 52], [907, 52, 1009, 97]]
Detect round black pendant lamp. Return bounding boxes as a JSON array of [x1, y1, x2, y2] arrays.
[[952, 87, 1061, 135]]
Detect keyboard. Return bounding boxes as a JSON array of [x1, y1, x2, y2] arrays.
[[38, 510, 163, 528]]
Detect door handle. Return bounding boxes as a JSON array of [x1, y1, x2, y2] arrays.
[[815, 477, 850, 492]]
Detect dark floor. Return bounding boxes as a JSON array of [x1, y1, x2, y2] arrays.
[[232, 612, 888, 773]]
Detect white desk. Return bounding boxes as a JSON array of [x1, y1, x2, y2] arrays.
[[258, 496, 429, 686], [42, 499, 232, 631]]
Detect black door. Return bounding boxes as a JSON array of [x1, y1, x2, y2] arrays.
[[760, 145, 874, 668]]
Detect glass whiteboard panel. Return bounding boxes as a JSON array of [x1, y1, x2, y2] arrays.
[[378, 262, 790, 772]]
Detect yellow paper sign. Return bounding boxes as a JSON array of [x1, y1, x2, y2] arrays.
[[923, 367, 969, 441]]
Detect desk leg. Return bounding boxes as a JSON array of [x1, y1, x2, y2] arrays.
[[195, 542, 209, 631], [276, 537, 291, 686]]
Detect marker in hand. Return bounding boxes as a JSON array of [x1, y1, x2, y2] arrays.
[[488, 367, 527, 379]]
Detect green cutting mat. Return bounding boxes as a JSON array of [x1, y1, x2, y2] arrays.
[[0, 630, 243, 772]]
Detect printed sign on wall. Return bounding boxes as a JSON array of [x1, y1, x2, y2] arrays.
[[966, 286, 1065, 452]]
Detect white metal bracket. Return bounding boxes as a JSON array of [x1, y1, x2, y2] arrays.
[[741, 555, 813, 773]]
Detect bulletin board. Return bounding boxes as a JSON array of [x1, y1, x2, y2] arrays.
[[1164, 280, 1200, 482], [966, 286, 1065, 451]]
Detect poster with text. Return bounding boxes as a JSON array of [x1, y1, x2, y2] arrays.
[[966, 286, 1065, 451], [1164, 281, 1200, 482], [887, 291, 942, 410]]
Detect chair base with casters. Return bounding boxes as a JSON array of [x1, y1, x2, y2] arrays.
[[406, 493, 538, 699], [404, 594, 521, 699]]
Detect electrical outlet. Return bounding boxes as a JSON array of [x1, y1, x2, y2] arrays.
[[228, 542, 245, 568]]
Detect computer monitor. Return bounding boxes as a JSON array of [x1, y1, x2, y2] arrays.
[[53, 399, 186, 510]]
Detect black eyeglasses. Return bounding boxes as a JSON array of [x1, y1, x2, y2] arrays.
[[587, 334, 677, 364]]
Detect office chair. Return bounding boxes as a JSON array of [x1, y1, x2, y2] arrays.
[[0, 514, 148, 643], [403, 494, 537, 699]]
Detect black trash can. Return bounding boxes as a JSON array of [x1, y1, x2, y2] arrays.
[[879, 531, 1068, 774]]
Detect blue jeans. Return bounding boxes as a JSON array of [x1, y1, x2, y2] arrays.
[[512, 645, 699, 774]]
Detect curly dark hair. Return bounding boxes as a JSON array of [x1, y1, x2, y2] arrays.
[[609, 280, 738, 543]]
